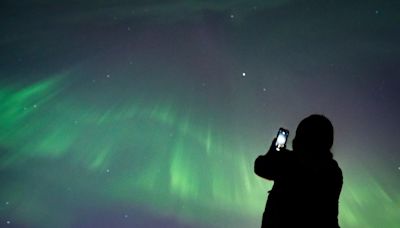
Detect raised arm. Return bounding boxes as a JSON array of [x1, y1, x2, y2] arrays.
[[254, 139, 290, 180], [254, 153, 279, 180]]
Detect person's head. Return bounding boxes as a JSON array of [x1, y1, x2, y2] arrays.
[[292, 114, 334, 156]]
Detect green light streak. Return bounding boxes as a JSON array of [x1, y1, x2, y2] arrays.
[[170, 138, 200, 200], [205, 126, 212, 155], [89, 145, 111, 170], [0, 77, 62, 129]]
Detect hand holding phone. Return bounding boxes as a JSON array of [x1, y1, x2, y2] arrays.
[[275, 128, 289, 151]]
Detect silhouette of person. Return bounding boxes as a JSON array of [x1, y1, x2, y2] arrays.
[[254, 114, 343, 228]]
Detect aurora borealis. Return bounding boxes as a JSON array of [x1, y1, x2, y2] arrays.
[[1, 0, 400, 227]]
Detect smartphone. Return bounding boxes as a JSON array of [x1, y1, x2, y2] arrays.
[[275, 128, 289, 151]]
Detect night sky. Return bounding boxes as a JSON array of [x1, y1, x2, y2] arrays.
[[1, 0, 400, 227]]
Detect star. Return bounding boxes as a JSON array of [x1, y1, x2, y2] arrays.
[[242, 72, 246, 77], [263, 88, 267, 92], [375, 10, 380, 14], [106, 169, 110, 173], [124, 214, 129, 218], [230, 14, 235, 19], [33, 104, 37, 108], [5, 201, 9, 205], [6, 221, 10, 225], [106, 74, 111, 78]]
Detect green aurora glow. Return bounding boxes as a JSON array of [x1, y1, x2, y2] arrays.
[[0, 76, 399, 227]]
